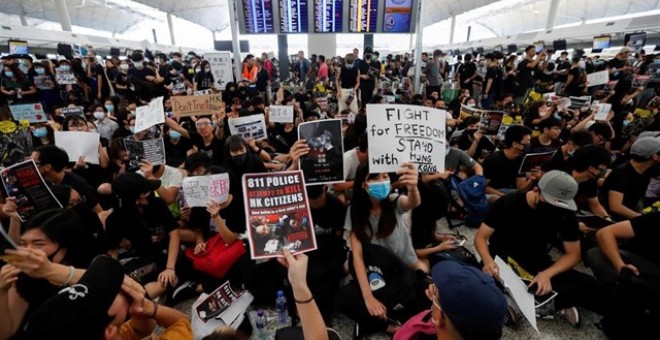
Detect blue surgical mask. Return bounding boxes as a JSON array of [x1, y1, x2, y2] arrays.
[[105, 104, 114, 112], [623, 119, 630, 128], [168, 130, 181, 140], [59, 65, 70, 72], [4, 71, 14, 78], [366, 180, 391, 201], [32, 127, 48, 138], [93, 111, 105, 120], [35, 68, 45, 75]]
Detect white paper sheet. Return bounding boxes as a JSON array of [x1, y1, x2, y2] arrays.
[[587, 70, 609, 87], [182, 173, 231, 207], [54, 131, 100, 164], [135, 96, 165, 133], [269, 105, 294, 123], [495, 256, 539, 333], [592, 102, 612, 121]]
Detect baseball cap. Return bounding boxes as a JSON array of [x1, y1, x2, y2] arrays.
[[630, 137, 660, 159], [112, 172, 161, 199], [432, 261, 507, 340], [538, 170, 578, 211], [619, 46, 633, 54], [23, 256, 125, 339]]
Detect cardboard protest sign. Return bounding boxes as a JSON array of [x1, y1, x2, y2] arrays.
[[135, 96, 164, 133], [172, 94, 224, 117], [54, 131, 100, 164], [591, 102, 612, 121], [124, 138, 166, 172], [518, 150, 557, 174], [366, 104, 447, 173], [268, 105, 294, 123], [205, 52, 234, 89], [61, 107, 85, 118], [182, 173, 231, 207], [479, 110, 504, 135], [587, 70, 609, 87], [228, 114, 268, 141], [298, 119, 344, 185], [243, 171, 316, 259], [1, 160, 62, 222], [9, 103, 47, 123]]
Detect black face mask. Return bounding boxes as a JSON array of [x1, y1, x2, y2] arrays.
[[466, 128, 478, 136], [232, 153, 247, 165], [47, 246, 62, 262]]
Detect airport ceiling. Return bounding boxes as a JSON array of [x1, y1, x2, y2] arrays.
[[1, 0, 657, 35]]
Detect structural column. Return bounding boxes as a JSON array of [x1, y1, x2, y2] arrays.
[[449, 15, 456, 44], [54, 0, 73, 32], [227, 0, 243, 82], [20, 14, 28, 26], [363, 34, 374, 52], [413, 0, 425, 94], [167, 13, 176, 45], [278, 35, 290, 79], [546, 0, 560, 31]]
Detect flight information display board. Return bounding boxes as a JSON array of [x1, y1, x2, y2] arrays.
[[242, 0, 275, 33], [349, 0, 378, 32], [314, 0, 343, 33], [382, 0, 412, 32], [279, 0, 309, 33]]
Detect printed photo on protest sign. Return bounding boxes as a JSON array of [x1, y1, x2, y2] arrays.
[[0, 121, 33, 168], [61, 107, 85, 118], [587, 70, 609, 87], [460, 104, 479, 119], [497, 115, 516, 140], [135, 96, 164, 133], [367, 104, 447, 173], [243, 171, 316, 259], [195, 281, 252, 323], [568, 96, 591, 111], [592, 102, 612, 121], [124, 138, 166, 172], [55, 69, 76, 84], [298, 119, 344, 185], [205, 52, 234, 89], [182, 173, 231, 207], [228, 114, 267, 141], [32, 75, 55, 90], [518, 150, 557, 174], [1, 160, 62, 222], [172, 94, 225, 117], [479, 110, 504, 135], [9, 103, 47, 123], [54, 131, 100, 164], [268, 105, 294, 123]]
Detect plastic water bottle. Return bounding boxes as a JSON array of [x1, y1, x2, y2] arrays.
[[255, 309, 268, 340], [276, 290, 288, 325]]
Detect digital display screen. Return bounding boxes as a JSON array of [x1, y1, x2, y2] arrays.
[[593, 36, 611, 50], [314, 0, 343, 33], [242, 0, 275, 33], [383, 0, 412, 33], [534, 41, 545, 53], [280, 0, 308, 33], [626, 32, 646, 53], [8, 40, 28, 54], [349, 0, 378, 33]]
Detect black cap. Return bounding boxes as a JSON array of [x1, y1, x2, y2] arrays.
[[23, 256, 125, 339], [112, 172, 161, 199]]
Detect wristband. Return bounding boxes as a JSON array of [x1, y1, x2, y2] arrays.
[[60, 266, 75, 287], [295, 296, 314, 304]]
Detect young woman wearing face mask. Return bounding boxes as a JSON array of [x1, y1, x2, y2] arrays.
[[338, 162, 426, 336], [0, 208, 99, 340], [31, 61, 62, 113], [193, 60, 216, 92], [1, 64, 37, 104], [30, 122, 55, 148], [113, 60, 132, 100]]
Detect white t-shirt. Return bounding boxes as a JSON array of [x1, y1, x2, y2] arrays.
[[343, 148, 361, 181], [138, 165, 183, 188]]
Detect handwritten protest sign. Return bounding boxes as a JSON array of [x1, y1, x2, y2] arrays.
[[135, 96, 164, 133], [243, 171, 316, 259], [172, 94, 224, 117], [228, 114, 267, 140], [205, 52, 234, 89], [367, 104, 447, 173], [182, 173, 231, 207], [9, 103, 47, 123], [587, 70, 609, 87], [592, 102, 612, 121], [124, 138, 166, 171], [54, 131, 100, 164], [268, 105, 294, 123], [1, 160, 62, 222], [298, 119, 344, 185]]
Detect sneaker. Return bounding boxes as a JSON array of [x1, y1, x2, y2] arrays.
[[556, 307, 581, 328], [167, 280, 198, 307]]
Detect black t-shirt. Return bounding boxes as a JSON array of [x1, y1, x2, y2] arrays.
[[575, 178, 598, 210], [530, 135, 560, 154], [129, 67, 156, 81], [485, 191, 580, 273], [457, 133, 495, 159], [269, 124, 298, 154], [484, 66, 500, 95], [555, 59, 571, 82], [542, 149, 570, 172], [194, 71, 215, 91], [60, 172, 99, 211], [358, 61, 376, 90], [607, 58, 627, 80], [255, 68, 269, 91], [517, 59, 535, 91], [105, 196, 178, 256], [482, 150, 523, 190], [460, 62, 476, 88], [565, 67, 585, 96], [310, 193, 347, 235], [601, 162, 654, 217], [164, 135, 193, 167], [626, 212, 660, 265], [190, 132, 225, 166], [339, 65, 359, 89]]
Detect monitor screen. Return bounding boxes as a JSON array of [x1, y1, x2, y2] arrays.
[[242, 0, 275, 33], [493, 45, 503, 52], [279, 0, 309, 33], [476, 47, 484, 54], [625, 32, 646, 52], [314, 0, 343, 32], [8, 40, 28, 54], [593, 35, 611, 50], [507, 44, 517, 53], [349, 0, 378, 32], [553, 39, 567, 51], [383, 0, 413, 33], [534, 41, 545, 53]]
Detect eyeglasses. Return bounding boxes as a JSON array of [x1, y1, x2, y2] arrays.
[[196, 122, 213, 128]]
